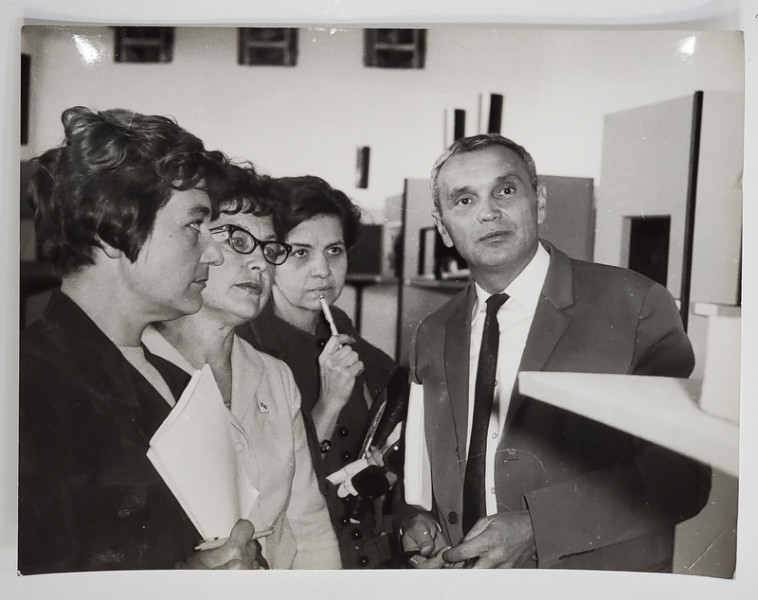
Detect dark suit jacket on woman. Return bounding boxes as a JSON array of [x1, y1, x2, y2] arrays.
[[18, 291, 200, 574], [239, 302, 398, 569], [409, 242, 712, 571]]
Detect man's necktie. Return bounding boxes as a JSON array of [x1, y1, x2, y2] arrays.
[[462, 292, 509, 533], [141, 344, 192, 401]]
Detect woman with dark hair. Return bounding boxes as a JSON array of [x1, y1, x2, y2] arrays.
[[142, 167, 341, 569], [19, 106, 263, 573], [237, 175, 402, 569]]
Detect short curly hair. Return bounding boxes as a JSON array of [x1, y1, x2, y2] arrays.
[[208, 161, 275, 220], [268, 175, 362, 249], [31, 106, 235, 275]]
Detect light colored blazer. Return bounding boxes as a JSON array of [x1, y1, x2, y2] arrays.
[[143, 327, 341, 569], [409, 242, 711, 571]]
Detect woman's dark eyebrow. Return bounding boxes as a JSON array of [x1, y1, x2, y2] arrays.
[[290, 239, 345, 248], [187, 204, 211, 218], [234, 224, 279, 242]]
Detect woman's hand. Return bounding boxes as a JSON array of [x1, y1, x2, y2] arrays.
[[312, 334, 364, 442], [176, 519, 269, 570]]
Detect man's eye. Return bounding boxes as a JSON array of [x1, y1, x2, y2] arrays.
[[293, 249, 308, 258], [326, 246, 344, 256], [455, 196, 473, 206], [497, 186, 516, 196]]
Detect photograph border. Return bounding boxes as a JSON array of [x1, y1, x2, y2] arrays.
[[2, 1, 756, 599]]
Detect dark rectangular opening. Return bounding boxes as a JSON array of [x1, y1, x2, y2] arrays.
[[453, 109, 466, 140], [21, 54, 30, 145], [114, 27, 175, 63], [348, 224, 382, 276], [355, 146, 370, 189], [364, 29, 426, 69], [238, 28, 298, 66], [487, 93, 503, 134], [628, 215, 671, 287]]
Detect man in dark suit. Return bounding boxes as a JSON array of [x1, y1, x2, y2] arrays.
[[400, 134, 711, 571]]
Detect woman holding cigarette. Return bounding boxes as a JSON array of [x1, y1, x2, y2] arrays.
[[237, 175, 400, 569], [143, 166, 340, 570]]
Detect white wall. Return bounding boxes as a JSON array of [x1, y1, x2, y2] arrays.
[[21, 27, 744, 218], [594, 89, 743, 315], [20, 24, 744, 369], [595, 95, 696, 296]]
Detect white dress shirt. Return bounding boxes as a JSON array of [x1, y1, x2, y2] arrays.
[[466, 243, 550, 515]]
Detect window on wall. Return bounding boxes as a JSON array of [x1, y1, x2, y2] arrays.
[[364, 29, 426, 69], [238, 28, 298, 66], [114, 27, 175, 63]]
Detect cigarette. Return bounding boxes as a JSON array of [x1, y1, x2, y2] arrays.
[[252, 527, 275, 540], [319, 295, 339, 336]]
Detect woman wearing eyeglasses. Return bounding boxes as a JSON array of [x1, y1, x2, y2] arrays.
[[142, 165, 341, 569], [236, 176, 402, 569]]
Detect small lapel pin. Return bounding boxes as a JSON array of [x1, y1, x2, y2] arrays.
[[257, 401, 269, 413]]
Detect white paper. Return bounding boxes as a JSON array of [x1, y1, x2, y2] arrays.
[[147, 364, 257, 541], [518, 371, 739, 477], [403, 382, 432, 510]]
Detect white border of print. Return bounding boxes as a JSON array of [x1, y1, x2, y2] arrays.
[[2, 1, 756, 600]]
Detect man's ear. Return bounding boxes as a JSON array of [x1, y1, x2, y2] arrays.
[[96, 237, 124, 260], [432, 209, 454, 248], [536, 183, 547, 226]]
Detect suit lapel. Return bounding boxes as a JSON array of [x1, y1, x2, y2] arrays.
[[443, 286, 476, 475], [508, 243, 575, 424]]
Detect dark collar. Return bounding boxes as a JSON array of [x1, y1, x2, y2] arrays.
[[30, 290, 170, 410], [37, 290, 129, 358], [242, 300, 396, 394]]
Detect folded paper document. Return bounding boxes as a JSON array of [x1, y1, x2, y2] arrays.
[[147, 364, 257, 542], [403, 382, 432, 510]]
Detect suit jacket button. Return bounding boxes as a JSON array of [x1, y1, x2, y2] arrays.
[[337, 426, 350, 438], [447, 511, 458, 525]]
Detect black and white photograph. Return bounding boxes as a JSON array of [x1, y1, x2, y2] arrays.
[[2, 1, 757, 600]]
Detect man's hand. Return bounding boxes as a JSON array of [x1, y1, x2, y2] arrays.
[[177, 519, 268, 570], [400, 514, 453, 569], [443, 510, 535, 569]]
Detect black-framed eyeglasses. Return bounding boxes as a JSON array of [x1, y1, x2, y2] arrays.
[[210, 224, 292, 265]]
